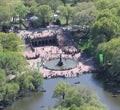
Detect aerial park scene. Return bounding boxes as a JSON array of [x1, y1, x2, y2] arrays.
[[0, 0, 120, 110]]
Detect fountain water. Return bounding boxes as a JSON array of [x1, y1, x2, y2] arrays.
[[44, 54, 78, 71]]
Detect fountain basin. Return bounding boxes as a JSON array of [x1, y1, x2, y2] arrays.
[[43, 58, 78, 71]]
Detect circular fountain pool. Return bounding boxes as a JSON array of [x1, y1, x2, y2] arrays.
[[43, 58, 78, 71]]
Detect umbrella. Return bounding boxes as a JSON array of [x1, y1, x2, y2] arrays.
[[30, 16, 38, 20]]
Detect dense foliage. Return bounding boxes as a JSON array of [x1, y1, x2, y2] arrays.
[[0, 0, 99, 30], [0, 32, 43, 107], [52, 82, 108, 110], [90, 0, 120, 84], [96, 38, 120, 80]]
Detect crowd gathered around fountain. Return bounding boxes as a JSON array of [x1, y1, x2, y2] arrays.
[[19, 26, 95, 79]]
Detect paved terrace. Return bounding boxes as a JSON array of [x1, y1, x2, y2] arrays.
[[18, 27, 95, 79]]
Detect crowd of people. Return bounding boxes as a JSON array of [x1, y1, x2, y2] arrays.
[[19, 29, 56, 40], [19, 27, 95, 79]]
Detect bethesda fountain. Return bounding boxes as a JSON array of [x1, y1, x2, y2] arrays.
[[44, 54, 78, 71]]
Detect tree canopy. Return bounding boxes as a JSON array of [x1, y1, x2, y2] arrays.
[[96, 37, 120, 79], [52, 82, 108, 110], [0, 32, 23, 52], [0, 32, 43, 107], [37, 5, 53, 26], [58, 5, 73, 25]]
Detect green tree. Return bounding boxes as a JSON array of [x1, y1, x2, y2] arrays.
[[0, 6, 10, 22], [111, 47, 120, 77], [0, 32, 7, 51], [0, 0, 29, 31], [96, 37, 120, 79], [80, 104, 107, 110], [37, 5, 53, 26], [16, 70, 43, 93], [48, 0, 63, 12], [59, 5, 73, 25], [0, 0, 12, 31], [97, 9, 114, 20], [61, 96, 83, 107], [30, 4, 38, 15], [22, 0, 37, 7], [52, 82, 108, 110], [0, 32, 23, 52], [69, 104, 78, 110], [72, 2, 96, 26], [0, 69, 6, 100], [1, 82, 19, 104], [16, 73, 34, 93], [14, 2, 28, 28], [91, 17, 119, 46], [0, 43, 2, 52], [95, 0, 109, 10], [0, 69, 6, 86], [29, 70, 43, 89], [53, 82, 72, 99], [0, 52, 27, 75], [74, 84, 101, 107], [7, 0, 24, 23], [35, 0, 63, 12]]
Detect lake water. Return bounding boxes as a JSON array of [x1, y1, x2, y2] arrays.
[[4, 74, 120, 110]]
